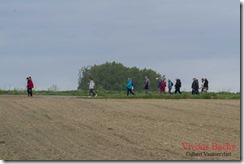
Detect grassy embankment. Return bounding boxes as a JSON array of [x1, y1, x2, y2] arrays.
[[0, 89, 240, 99]]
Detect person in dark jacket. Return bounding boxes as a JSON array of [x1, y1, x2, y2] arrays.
[[174, 78, 182, 94], [201, 78, 208, 93], [204, 78, 208, 92], [192, 78, 199, 95], [200, 78, 205, 93], [156, 77, 161, 93], [26, 77, 30, 96]]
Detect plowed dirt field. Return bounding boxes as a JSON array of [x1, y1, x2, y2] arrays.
[[0, 96, 240, 160]]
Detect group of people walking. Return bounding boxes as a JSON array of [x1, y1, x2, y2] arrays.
[[191, 78, 209, 95], [145, 77, 182, 95], [26, 76, 208, 97], [126, 76, 209, 96]]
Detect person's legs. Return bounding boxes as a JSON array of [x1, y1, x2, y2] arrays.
[[158, 88, 160, 94], [196, 89, 199, 95], [91, 89, 96, 96], [204, 87, 208, 93], [176, 88, 180, 94], [89, 89, 95, 96], [175, 88, 180, 94], [169, 88, 172, 94], [29, 89, 33, 96], [127, 89, 130, 96], [130, 89, 135, 95]]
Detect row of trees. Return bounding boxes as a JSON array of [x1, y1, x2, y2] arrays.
[[78, 62, 162, 91]]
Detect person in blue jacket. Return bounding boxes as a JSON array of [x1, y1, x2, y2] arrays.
[[126, 78, 135, 96], [168, 79, 173, 94]]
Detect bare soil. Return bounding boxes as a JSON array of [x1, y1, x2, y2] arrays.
[[0, 96, 240, 160]]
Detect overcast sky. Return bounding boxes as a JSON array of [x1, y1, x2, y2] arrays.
[[0, 0, 240, 92]]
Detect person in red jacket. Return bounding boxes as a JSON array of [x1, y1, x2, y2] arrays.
[[26, 76, 34, 97], [160, 79, 166, 94]]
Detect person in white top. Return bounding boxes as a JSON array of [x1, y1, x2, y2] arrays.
[[88, 77, 97, 97]]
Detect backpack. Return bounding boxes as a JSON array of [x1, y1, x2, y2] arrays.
[[171, 82, 173, 87], [204, 79, 208, 87]]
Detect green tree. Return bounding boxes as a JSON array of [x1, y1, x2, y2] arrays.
[[77, 62, 161, 91]]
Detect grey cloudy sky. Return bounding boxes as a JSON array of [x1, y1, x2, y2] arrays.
[[0, 0, 240, 92]]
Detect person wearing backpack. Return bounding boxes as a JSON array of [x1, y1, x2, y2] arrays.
[[175, 78, 182, 94], [131, 79, 134, 91], [168, 79, 173, 94], [126, 78, 135, 96], [203, 78, 209, 93]]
